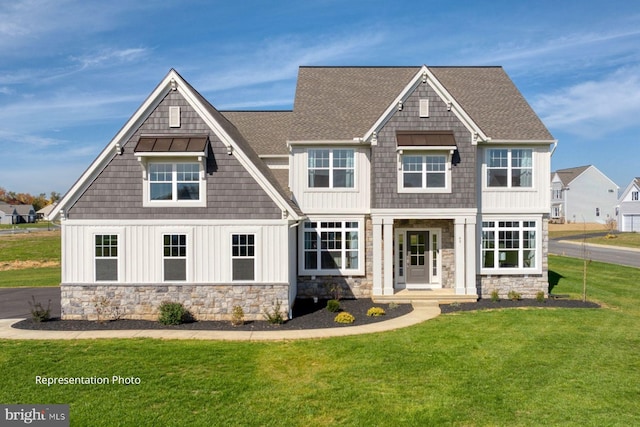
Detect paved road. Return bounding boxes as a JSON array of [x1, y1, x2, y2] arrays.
[[0, 287, 61, 319], [549, 240, 640, 268]]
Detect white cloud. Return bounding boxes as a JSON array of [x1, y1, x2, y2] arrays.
[[70, 47, 151, 70], [534, 66, 640, 137]]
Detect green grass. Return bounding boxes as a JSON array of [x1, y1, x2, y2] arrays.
[[1, 256, 639, 426], [585, 232, 640, 249], [0, 232, 60, 263], [0, 222, 58, 230], [0, 267, 60, 287], [0, 231, 60, 287]]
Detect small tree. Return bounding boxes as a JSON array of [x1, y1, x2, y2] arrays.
[[581, 220, 591, 302]]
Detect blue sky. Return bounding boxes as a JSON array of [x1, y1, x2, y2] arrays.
[[1, 0, 639, 196]]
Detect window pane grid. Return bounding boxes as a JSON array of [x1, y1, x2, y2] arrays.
[[481, 221, 537, 269], [303, 221, 359, 271], [150, 163, 201, 201], [402, 154, 447, 189], [487, 149, 533, 188], [308, 149, 354, 188]]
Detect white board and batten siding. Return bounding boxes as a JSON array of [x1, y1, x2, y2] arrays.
[[62, 220, 291, 284], [480, 146, 551, 213], [289, 146, 370, 214]]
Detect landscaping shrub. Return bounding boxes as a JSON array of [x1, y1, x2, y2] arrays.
[[507, 290, 522, 301], [334, 312, 355, 324], [536, 291, 545, 302], [326, 299, 341, 312], [264, 300, 285, 324], [366, 307, 386, 317], [231, 305, 245, 326], [28, 296, 51, 322], [491, 289, 500, 302], [158, 302, 190, 325]]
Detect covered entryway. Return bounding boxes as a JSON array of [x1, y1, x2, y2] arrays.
[[395, 229, 441, 289]]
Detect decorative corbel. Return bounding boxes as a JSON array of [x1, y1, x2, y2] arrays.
[[422, 70, 428, 84], [371, 131, 378, 146], [397, 100, 403, 111], [170, 78, 177, 91]]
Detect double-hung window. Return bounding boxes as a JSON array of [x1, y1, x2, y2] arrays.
[[150, 163, 201, 201], [163, 234, 187, 281], [401, 153, 448, 190], [481, 220, 537, 271], [633, 191, 639, 201], [232, 234, 255, 281], [95, 234, 118, 281], [486, 148, 533, 188], [302, 221, 361, 274], [308, 149, 355, 188]]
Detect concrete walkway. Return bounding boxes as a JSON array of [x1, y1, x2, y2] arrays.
[[0, 302, 440, 341]]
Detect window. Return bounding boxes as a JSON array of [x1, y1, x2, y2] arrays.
[[308, 149, 354, 188], [303, 221, 360, 273], [482, 220, 537, 270], [633, 191, 639, 201], [163, 234, 186, 281], [95, 234, 118, 281], [487, 148, 532, 188], [149, 162, 201, 202], [232, 234, 255, 281], [401, 154, 448, 190], [552, 189, 563, 200], [596, 208, 600, 217]]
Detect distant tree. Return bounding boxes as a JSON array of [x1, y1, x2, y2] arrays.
[[32, 194, 49, 211], [49, 191, 61, 203]]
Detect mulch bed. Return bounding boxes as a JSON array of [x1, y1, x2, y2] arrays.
[[440, 298, 600, 314], [12, 299, 413, 332], [12, 297, 601, 331]]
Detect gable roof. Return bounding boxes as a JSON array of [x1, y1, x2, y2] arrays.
[[288, 66, 554, 143], [221, 111, 291, 156], [554, 165, 591, 186], [618, 177, 640, 203], [50, 69, 303, 221]]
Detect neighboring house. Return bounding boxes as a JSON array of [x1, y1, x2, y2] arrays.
[[0, 202, 36, 224], [37, 203, 56, 221], [0, 202, 15, 225], [13, 204, 36, 223], [550, 165, 618, 224], [617, 178, 640, 232], [50, 66, 556, 321]]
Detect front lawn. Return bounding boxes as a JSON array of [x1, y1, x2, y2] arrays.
[[0, 256, 638, 425], [585, 232, 640, 249], [0, 231, 60, 287]]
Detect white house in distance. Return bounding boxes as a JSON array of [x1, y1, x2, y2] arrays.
[[550, 165, 618, 224], [617, 178, 640, 232], [50, 66, 556, 321]]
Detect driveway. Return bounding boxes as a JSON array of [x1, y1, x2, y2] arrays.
[[0, 287, 61, 319]]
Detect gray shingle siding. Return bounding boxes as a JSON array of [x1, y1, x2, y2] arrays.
[[372, 82, 477, 209], [67, 91, 282, 220]]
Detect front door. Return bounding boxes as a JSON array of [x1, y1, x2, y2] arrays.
[[406, 231, 429, 286]]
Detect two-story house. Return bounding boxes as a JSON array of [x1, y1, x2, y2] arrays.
[[50, 66, 556, 321], [550, 165, 618, 224], [617, 177, 640, 232]]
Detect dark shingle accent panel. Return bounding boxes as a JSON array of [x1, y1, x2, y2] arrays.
[[372, 82, 477, 210], [67, 91, 282, 220]]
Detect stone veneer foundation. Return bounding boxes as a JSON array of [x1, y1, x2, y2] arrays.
[[61, 283, 290, 321]]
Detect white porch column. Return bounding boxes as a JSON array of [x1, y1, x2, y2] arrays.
[[383, 217, 394, 295], [465, 217, 477, 295], [372, 217, 383, 296], [454, 217, 466, 294]]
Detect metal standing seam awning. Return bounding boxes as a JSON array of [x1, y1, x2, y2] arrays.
[[134, 136, 209, 154], [396, 131, 460, 165]]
